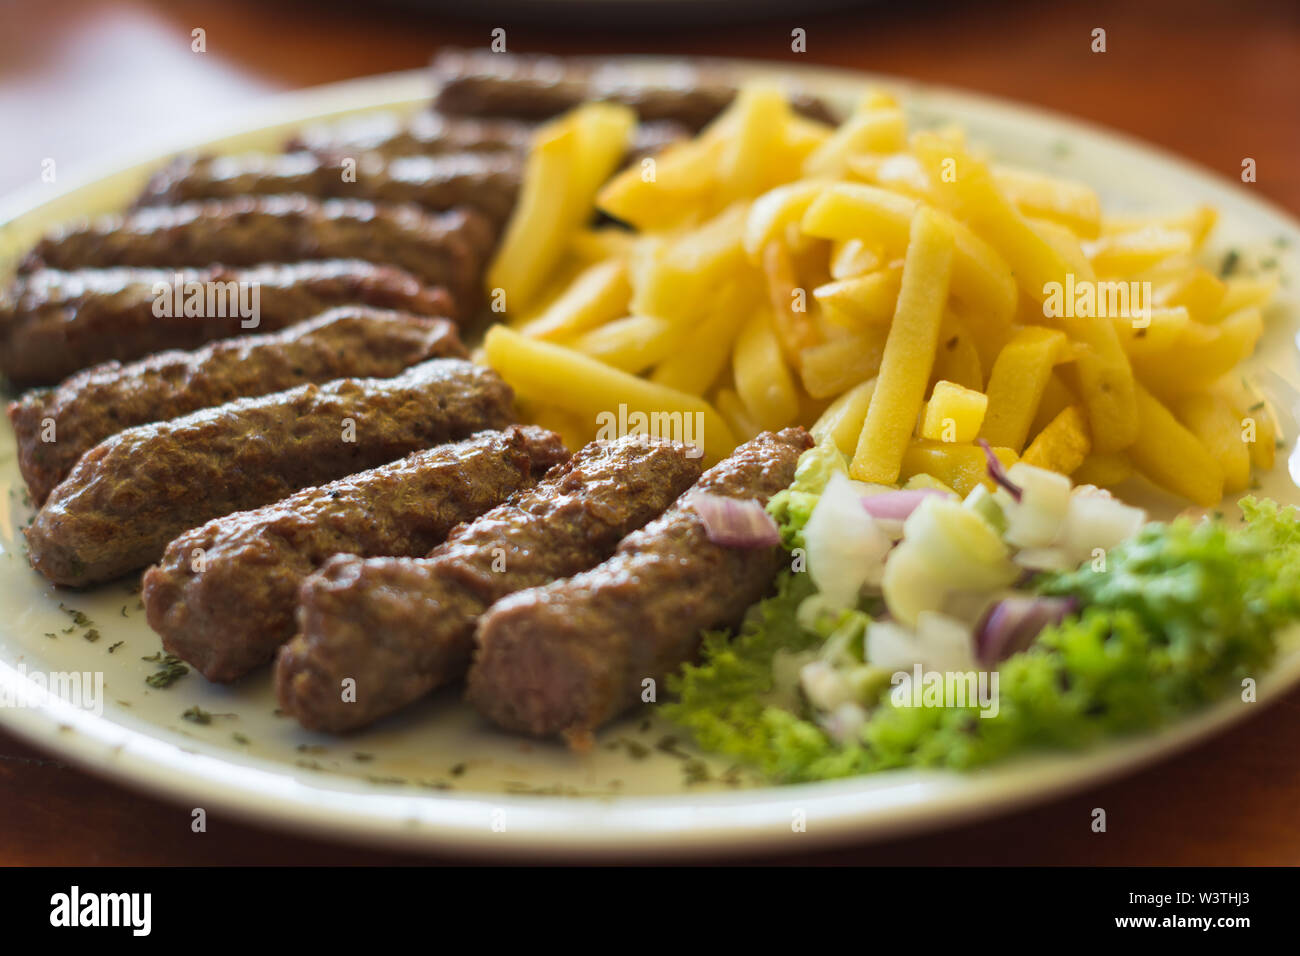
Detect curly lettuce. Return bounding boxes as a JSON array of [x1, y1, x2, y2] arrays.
[[765, 436, 847, 551], [666, 496, 1300, 782]]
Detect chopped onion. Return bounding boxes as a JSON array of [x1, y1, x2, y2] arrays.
[[865, 619, 922, 672], [975, 595, 1077, 666], [978, 439, 1022, 502], [859, 488, 947, 521], [865, 613, 976, 671], [691, 493, 780, 548], [882, 495, 1019, 626], [796, 592, 841, 633], [1057, 491, 1146, 562], [1013, 547, 1075, 572], [799, 660, 854, 712], [872, 518, 908, 540], [942, 590, 1001, 629], [1003, 463, 1073, 549], [915, 611, 978, 671], [803, 472, 892, 607], [822, 702, 868, 745]]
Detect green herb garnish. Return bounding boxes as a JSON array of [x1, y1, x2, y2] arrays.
[[182, 706, 212, 725], [142, 652, 189, 689]]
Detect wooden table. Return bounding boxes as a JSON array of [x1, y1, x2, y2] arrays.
[[2, 0, 1298, 865]]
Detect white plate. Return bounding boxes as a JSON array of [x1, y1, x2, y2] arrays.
[[2, 62, 1299, 859]]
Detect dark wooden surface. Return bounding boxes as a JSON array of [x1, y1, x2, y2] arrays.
[[1, 0, 1298, 865]]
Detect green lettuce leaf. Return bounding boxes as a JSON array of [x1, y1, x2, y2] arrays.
[[765, 436, 847, 551], [667, 496, 1300, 783]]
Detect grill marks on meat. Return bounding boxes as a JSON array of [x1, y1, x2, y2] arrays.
[[274, 436, 704, 732], [432, 48, 840, 130], [135, 152, 523, 227], [18, 196, 496, 310], [24, 359, 514, 587], [0, 261, 459, 388], [9, 308, 467, 505], [286, 110, 533, 159], [467, 427, 813, 749], [145, 426, 570, 682]]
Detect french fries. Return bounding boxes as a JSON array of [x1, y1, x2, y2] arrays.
[[802, 96, 906, 177], [488, 103, 635, 312], [1218, 274, 1280, 316], [1073, 452, 1134, 489], [812, 377, 877, 453], [900, 441, 1018, 497], [630, 203, 750, 320], [484, 88, 1280, 506], [993, 165, 1101, 238], [650, 283, 755, 394], [851, 207, 956, 483], [519, 259, 631, 341], [718, 84, 795, 202], [980, 326, 1069, 452], [570, 314, 686, 373], [929, 315, 984, 392], [800, 327, 888, 398], [1101, 206, 1218, 248], [743, 179, 831, 262], [596, 135, 725, 231], [1215, 377, 1278, 472], [763, 241, 822, 363], [1131, 307, 1265, 398], [921, 381, 988, 443], [483, 325, 736, 462], [813, 266, 903, 329], [1153, 267, 1225, 321], [1086, 226, 1195, 276], [715, 387, 762, 442], [1022, 405, 1091, 475], [733, 308, 800, 430], [1173, 392, 1251, 494], [1028, 371, 1076, 440], [1128, 385, 1224, 506], [829, 238, 883, 279]]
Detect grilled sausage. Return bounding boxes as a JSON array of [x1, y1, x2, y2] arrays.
[[286, 109, 686, 171], [274, 435, 704, 732], [25, 359, 513, 587], [18, 196, 496, 309], [286, 110, 533, 158], [0, 261, 459, 388], [432, 48, 840, 130], [135, 151, 523, 226], [467, 427, 812, 749], [9, 308, 466, 505], [146, 426, 570, 682]]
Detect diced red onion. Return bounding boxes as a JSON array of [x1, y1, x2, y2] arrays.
[[974, 595, 1077, 665], [692, 493, 781, 548], [859, 488, 945, 521], [978, 439, 1022, 502]]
